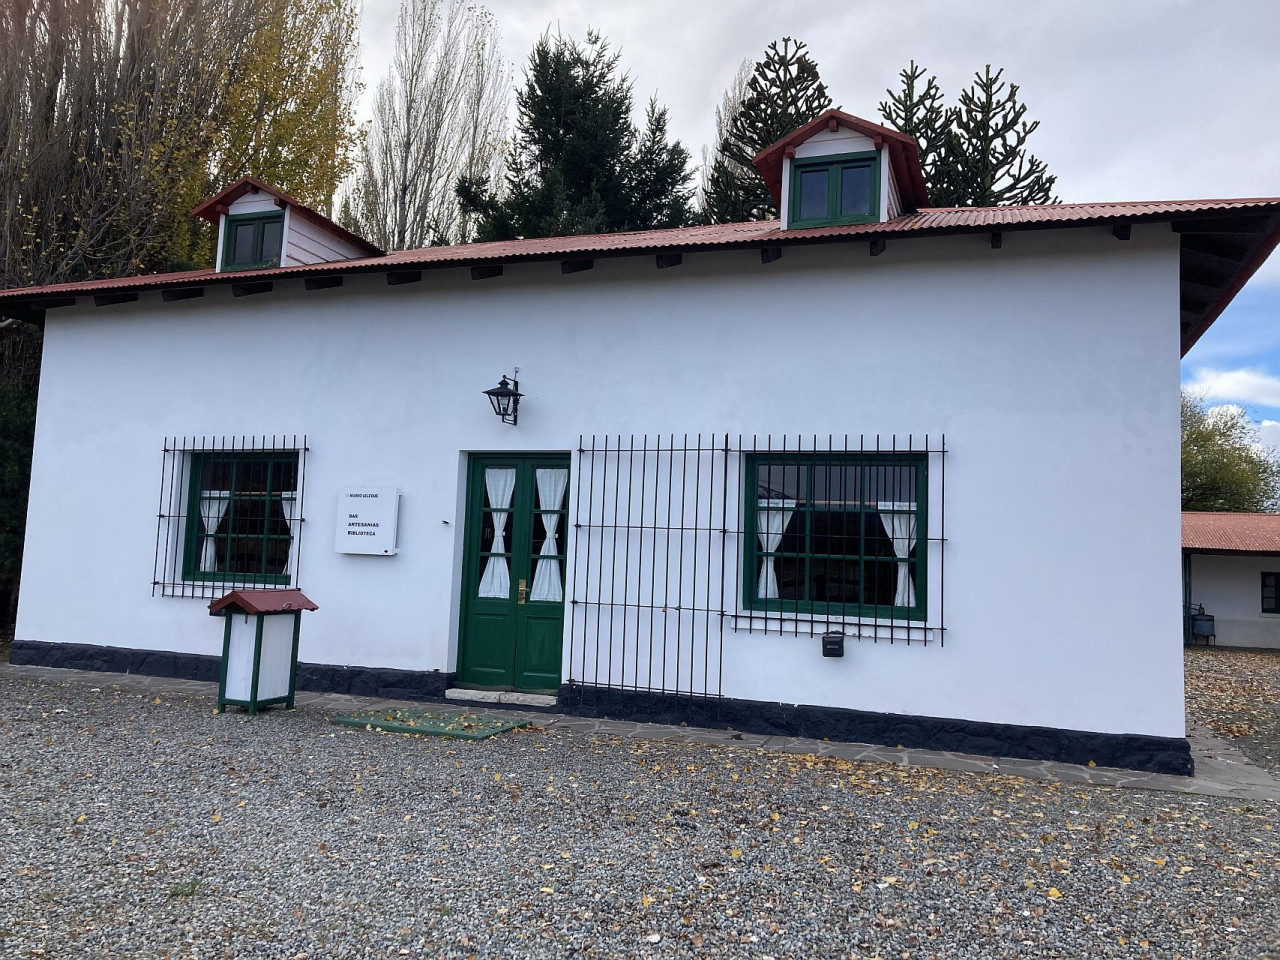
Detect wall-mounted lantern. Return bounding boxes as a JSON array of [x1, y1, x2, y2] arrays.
[[483, 373, 522, 426]]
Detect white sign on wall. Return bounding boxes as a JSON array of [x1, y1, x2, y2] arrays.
[[335, 487, 400, 555]]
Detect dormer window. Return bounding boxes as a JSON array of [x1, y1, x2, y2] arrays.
[[789, 152, 879, 228], [223, 212, 284, 271]]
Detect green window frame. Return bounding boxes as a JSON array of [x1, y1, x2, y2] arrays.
[[743, 452, 927, 620], [182, 450, 300, 585], [1263, 572, 1280, 614], [221, 212, 284, 271], [788, 150, 881, 228]]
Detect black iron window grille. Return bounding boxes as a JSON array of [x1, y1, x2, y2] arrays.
[[153, 436, 307, 598], [567, 434, 946, 702]]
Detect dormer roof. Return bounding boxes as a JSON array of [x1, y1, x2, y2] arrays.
[[191, 175, 384, 258], [752, 109, 930, 212]]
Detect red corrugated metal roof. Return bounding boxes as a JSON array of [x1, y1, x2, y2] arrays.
[[1182, 512, 1280, 554], [3, 197, 1279, 358], [4, 198, 1276, 303], [208, 588, 318, 616]]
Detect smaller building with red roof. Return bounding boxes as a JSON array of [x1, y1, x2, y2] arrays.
[[1183, 512, 1280, 648]]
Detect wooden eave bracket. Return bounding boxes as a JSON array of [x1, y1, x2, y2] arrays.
[[656, 253, 683, 269], [386, 270, 423, 285], [94, 292, 139, 307], [760, 247, 782, 264], [231, 281, 272, 297], [561, 259, 593, 274], [471, 264, 504, 280], [304, 275, 344, 291], [990, 231, 1003, 249], [1112, 223, 1132, 241], [160, 287, 204, 302], [869, 239, 887, 257]]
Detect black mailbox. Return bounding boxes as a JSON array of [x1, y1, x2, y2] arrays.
[[822, 631, 845, 658]]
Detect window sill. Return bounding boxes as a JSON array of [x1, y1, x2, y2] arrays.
[[725, 612, 937, 643]]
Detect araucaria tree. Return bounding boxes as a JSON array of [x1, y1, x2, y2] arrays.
[[880, 63, 1057, 207], [458, 31, 694, 241], [1182, 393, 1280, 512], [344, 0, 509, 249], [702, 38, 832, 223]]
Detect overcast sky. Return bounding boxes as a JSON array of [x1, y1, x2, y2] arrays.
[[356, 0, 1280, 431]]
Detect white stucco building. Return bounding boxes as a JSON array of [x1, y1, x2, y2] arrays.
[[1183, 511, 1280, 649], [5, 109, 1279, 774]]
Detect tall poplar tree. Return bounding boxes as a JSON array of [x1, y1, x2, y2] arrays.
[[701, 38, 831, 223], [458, 31, 693, 241], [880, 63, 1057, 207]]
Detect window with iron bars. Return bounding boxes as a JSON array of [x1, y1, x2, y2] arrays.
[[745, 453, 927, 621], [566, 434, 945, 704], [153, 437, 307, 598]]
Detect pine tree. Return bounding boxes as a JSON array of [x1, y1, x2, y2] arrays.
[[458, 31, 693, 241], [702, 38, 832, 223], [880, 63, 1057, 207]]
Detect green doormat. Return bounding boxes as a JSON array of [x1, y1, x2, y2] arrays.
[[328, 708, 530, 740]]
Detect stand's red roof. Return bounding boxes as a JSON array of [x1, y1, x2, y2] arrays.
[[209, 589, 318, 616]]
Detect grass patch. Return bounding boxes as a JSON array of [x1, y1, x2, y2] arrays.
[[167, 879, 203, 898]]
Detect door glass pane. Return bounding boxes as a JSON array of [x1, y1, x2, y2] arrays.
[[260, 219, 283, 263], [840, 165, 873, 218], [232, 223, 256, 263], [530, 467, 568, 602], [798, 169, 828, 221]]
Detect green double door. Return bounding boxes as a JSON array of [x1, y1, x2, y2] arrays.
[[457, 453, 569, 693]]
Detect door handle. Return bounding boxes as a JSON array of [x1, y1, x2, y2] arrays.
[[517, 579, 528, 604]]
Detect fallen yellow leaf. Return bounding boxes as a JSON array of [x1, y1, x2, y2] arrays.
[[730, 849, 742, 858], [1047, 887, 1062, 900]]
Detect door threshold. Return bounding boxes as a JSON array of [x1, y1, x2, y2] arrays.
[[444, 687, 558, 708]]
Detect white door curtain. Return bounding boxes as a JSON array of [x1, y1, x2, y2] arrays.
[[478, 467, 517, 598], [198, 491, 232, 573], [756, 498, 797, 599], [877, 500, 918, 609], [530, 467, 569, 602]]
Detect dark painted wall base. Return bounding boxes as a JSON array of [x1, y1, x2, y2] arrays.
[[556, 684, 1195, 777], [9, 639, 1193, 776], [9, 639, 454, 702]]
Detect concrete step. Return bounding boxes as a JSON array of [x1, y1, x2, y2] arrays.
[[444, 687, 557, 708]]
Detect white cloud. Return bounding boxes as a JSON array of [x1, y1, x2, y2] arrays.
[[1184, 367, 1280, 409], [1259, 419, 1280, 451]]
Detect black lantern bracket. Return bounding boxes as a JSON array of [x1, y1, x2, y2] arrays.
[[483, 369, 523, 426]]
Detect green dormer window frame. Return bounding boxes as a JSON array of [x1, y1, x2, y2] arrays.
[[788, 150, 880, 229], [222, 211, 284, 271]]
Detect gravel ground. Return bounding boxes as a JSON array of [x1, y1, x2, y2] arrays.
[[1186, 646, 1280, 777], [1, 673, 1278, 960]]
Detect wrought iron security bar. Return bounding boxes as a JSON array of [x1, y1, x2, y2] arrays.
[[567, 433, 947, 701], [152, 435, 308, 598]]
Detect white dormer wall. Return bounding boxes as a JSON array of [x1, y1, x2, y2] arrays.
[[283, 213, 369, 265], [779, 127, 900, 229]]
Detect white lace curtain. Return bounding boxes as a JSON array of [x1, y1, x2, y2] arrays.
[[279, 495, 297, 578], [530, 468, 569, 602], [198, 491, 232, 572], [478, 468, 516, 598], [756, 498, 797, 599], [877, 500, 918, 608]]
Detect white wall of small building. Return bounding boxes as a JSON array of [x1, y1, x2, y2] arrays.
[[283, 212, 369, 266], [1187, 553, 1280, 648], [17, 225, 1185, 739]]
